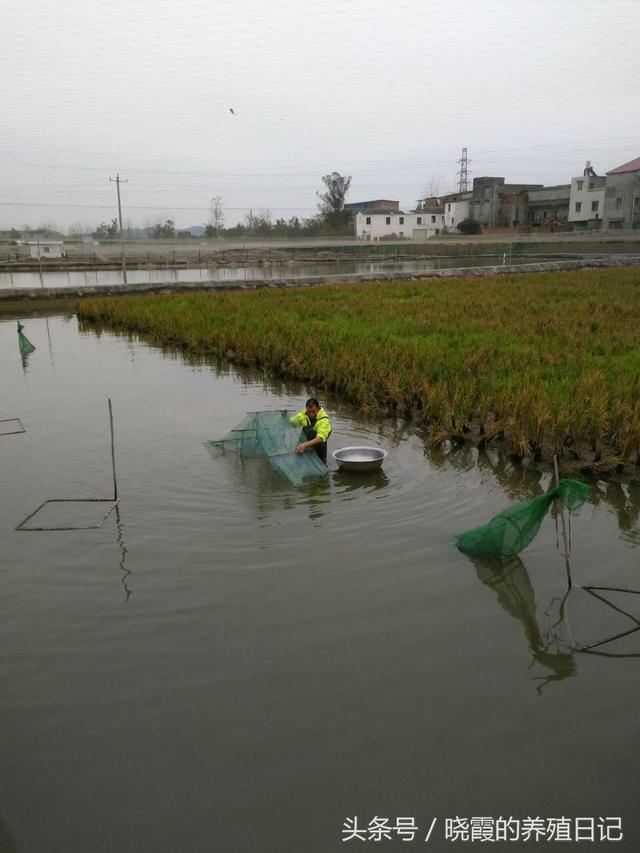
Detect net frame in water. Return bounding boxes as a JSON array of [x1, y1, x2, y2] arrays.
[[0, 418, 25, 435], [15, 399, 119, 532], [15, 497, 119, 531]]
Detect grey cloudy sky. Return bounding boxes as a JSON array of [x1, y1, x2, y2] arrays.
[[2, 0, 639, 229]]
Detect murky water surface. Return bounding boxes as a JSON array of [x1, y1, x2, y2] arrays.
[[0, 255, 560, 290], [1, 313, 639, 852]]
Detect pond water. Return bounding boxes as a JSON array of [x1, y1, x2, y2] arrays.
[[0, 254, 558, 291], [1, 312, 639, 852]]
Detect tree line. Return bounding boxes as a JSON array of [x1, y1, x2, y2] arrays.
[[91, 172, 354, 239], [205, 172, 353, 238]]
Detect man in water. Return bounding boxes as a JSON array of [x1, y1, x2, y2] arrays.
[[283, 398, 332, 464]]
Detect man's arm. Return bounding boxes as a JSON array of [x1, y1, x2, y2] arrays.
[[295, 435, 323, 454], [314, 417, 331, 442]]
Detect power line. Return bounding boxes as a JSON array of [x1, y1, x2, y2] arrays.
[[0, 140, 638, 178], [0, 201, 317, 211], [2, 134, 639, 171]]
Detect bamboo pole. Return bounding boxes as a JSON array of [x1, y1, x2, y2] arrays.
[[37, 243, 44, 287], [108, 398, 118, 501]]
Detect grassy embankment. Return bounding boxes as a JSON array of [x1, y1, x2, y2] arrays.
[[78, 267, 640, 470]]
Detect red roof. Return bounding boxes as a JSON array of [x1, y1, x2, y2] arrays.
[[607, 156, 640, 175]]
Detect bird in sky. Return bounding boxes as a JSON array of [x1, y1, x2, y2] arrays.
[[229, 107, 235, 115]]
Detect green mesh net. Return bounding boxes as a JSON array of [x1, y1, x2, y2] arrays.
[[455, 479, 590, 558], [17, 321, 35, 354], [208, 410, 329, 487]]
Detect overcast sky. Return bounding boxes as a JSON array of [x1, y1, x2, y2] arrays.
[[2, 0, 639, 230]]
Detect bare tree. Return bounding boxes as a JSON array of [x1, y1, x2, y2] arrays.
[[244, 208, 272, 235], [421, 174, 443, 201]]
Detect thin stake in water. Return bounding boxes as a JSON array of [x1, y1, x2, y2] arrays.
[[109, 397, 118, 501]]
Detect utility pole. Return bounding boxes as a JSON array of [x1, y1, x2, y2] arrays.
[[108, 173, 128, 235], [457, 148, 470, 193]]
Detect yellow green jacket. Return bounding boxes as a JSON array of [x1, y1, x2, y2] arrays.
[[289, 407, 332, 442]]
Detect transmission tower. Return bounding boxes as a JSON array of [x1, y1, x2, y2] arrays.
[[457, 148, 470, 193]]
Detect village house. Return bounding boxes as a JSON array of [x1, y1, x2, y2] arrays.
[[568, 163, 606, 230], [355, 208, 445, 240], [351, 155, 640, 240], [526, 185, 571, 228], [603, 156, 640, 230], [440, 191, 473, 231], [469, 177, 543, 228]]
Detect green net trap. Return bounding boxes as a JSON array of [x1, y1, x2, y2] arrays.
[[455, 479, 591, 559], [208, 410, 329, 487], [17, 322, 35, 354]]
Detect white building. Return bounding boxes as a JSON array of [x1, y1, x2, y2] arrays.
[[569, 173, 605, 229], [356, 209, 445, 241], [21, 240, 65, 259], [441, 192, 472, 231]]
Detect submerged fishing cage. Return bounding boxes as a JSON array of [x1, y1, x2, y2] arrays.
[[208, 410, 328, 487]]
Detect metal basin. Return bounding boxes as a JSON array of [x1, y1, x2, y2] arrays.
[[332, 446, 387, 472]]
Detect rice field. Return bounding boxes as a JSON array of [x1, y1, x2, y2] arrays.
[[78, 267, 640, 469]]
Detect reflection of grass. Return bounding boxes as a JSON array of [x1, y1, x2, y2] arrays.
[[0, 298, 75, 316], [78, 267, 640, 466]]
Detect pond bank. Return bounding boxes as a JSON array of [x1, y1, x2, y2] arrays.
[[3, 254, 640, 301]]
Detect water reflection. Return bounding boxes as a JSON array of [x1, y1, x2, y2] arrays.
[[331, 468, 389, 494], [19, 348, 32, 378], [576, 586, 640, 658], [301, 470, 389, 520], [44, 317, 54, 372], [234, 455, 334, 520], [597, 482, 640, 546], [115, 504, 132, 601], [473, 556, 577, 694], [1, 255, 566, 292], [300, 476, 333, 522], [471, 554, 640, 693], [207, 446, 392, 522], [0, 815, 17, 853]]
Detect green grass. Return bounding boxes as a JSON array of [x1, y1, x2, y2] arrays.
[[78, 267, 640, 464]]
